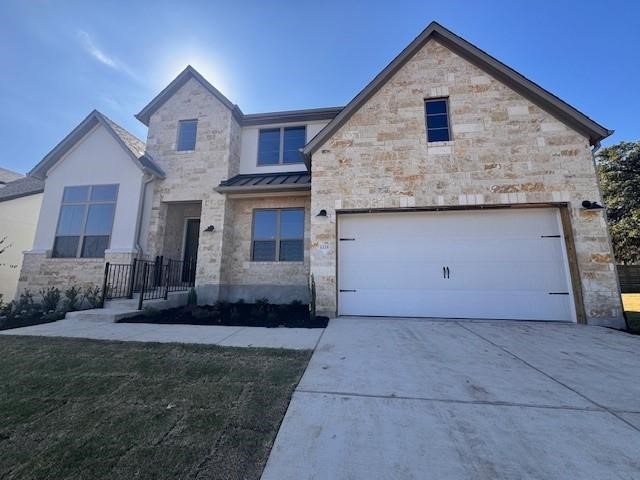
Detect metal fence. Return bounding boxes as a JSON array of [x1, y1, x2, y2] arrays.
[[618, 265, 640, 293], [101, 256, 195, 309]]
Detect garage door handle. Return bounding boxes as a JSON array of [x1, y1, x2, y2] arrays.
[[340, 289, 356, 293], [443, 266, 446, 279], [446, 266, 450, 279]]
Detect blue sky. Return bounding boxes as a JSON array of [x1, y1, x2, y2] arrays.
[[1, 0, 639, 173]]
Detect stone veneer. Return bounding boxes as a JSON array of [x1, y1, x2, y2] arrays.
[[144, 77, 240, 303], [220, 195, 311, 303], [16, 250, 137, 299], [310, 39, 623, 327]]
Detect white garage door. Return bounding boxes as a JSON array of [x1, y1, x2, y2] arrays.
[[337, 208, 575, 321]]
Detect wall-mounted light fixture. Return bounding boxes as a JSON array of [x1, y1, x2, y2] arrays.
[[203, 225, 215, 232], [316, 209, 327, 217], [581, 201, 604, 210]]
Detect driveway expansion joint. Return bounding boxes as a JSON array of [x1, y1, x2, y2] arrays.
[[455, 321, 640, 433], [295, 388, 605, 412]]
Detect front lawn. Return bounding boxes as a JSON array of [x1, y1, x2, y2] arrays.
[[0, 336, 310, 479], [623, 293, 640, 332]]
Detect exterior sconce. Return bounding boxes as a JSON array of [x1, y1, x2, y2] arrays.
[[581, 201, 604, 210], [203, 225, 215, 232], [316, 209, 327, 217]]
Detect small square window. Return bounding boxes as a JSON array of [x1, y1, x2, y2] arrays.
[[425, 99, 451, 143], [177, 119, 198, 151]]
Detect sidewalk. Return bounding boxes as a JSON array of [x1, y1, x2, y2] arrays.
[[0, 318, 323, 350]]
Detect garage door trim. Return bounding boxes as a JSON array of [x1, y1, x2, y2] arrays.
[[334, 203, 585, 323]]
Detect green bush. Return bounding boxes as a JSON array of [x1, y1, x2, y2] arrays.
[[187, 287, 198, 305], [63, 285, 81, 312], [309, 274, 316, 321], [40, 287, 61, 313], [83, 285, 102, 309]]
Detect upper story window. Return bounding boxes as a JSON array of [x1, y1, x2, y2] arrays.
[[52, 184, 118, 258], [425, 98, 451, 142], [251, 208, 304, 262], [257, 126, 306, 165], [177, 119, 198, 151]]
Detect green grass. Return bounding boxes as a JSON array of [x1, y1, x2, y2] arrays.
[[623, 294, 640, 332], [0, 336, 311, 480]]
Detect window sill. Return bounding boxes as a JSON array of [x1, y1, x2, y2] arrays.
[[249, 261, 305, 264], [426, 140, 454, 147]]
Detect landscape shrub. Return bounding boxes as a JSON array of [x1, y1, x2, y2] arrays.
[[83, 285, 102, 308], [40, 287, 61, 313], [63, 285, 81, 312]]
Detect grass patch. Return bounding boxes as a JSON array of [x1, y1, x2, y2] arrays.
[[0, 336, 311, 479], [622, 293, 640, 332]]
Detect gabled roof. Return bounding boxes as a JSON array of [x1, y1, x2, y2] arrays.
[[215, 171, 311, 194], [0, 176, 44, 202], [0, 167, 24, 184], [136, 65, 243, 126], [303, 21, 612, 162], [29, 110, 165, 180]]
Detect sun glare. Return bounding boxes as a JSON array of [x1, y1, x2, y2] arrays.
[[158, 49, 234, 100]]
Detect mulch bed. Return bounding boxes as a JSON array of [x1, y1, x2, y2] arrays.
[[119, 303, 329, 328]]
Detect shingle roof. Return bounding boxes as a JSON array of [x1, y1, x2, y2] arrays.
[[0, 176, 44, 202], [29, 110, 165, 179], [0, 167, 24, 184], [215, 171, 311, 194]]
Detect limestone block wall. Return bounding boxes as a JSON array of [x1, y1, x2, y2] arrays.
[[16, 250, 137, 298], [219, 195, 311, 303], [144, 77, 240, 303], [310, 39, 623, 326]]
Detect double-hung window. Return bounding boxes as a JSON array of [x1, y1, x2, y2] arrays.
[[251, 209, 304, 261], [425, 98, 451, 142], [52, 184, 118, 258], [257, 126, 306, 165], [177, 119, 198, 151]]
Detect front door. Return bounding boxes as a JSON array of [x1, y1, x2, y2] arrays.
[[182, 218, 200, 284]]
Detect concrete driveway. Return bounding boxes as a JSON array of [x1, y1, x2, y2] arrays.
[[262, 318, 640, 479]]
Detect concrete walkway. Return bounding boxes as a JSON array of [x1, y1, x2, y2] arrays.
[[262, 317, 640, 479], [0, 318, 322, 350]]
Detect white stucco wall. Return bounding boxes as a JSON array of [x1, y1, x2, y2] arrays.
[[238, 120, 327, 174], [32, 124, 144, 254], [0, 193, 42, 300]]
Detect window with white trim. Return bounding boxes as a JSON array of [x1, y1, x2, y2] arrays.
[[251, 208, 304, 261], [257, 126, 306, 165], [52, 185, 118, 258]]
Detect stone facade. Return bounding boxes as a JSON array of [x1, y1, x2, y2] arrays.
[[144, 77, 240, 303], [17, 250, 137, 298], [220, 195, 311, 303], [309, 39, 623, 326]]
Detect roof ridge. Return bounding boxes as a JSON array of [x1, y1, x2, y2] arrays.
[[303, 21, 611, 161]]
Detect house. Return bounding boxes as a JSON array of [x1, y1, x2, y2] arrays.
[[0, 173, 44, 301], [18, 22, 624, 327]]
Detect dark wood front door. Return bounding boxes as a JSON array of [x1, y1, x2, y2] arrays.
[[183, 219, 200, 283]]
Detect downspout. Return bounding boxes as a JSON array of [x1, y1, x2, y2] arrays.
[[134, 173, 154, 259]]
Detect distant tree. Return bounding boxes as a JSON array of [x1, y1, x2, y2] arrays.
[[597, 141, 640, 264]]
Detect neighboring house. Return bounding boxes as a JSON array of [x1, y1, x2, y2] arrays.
[[0, 175, 44, 301], [18, 22, 624, 327], [0, 167, 25, 186]]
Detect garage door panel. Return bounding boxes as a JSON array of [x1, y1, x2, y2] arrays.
[[337, 208, 574, 322], [339, 289, 572, 321]]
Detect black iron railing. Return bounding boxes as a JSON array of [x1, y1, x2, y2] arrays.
[[100, 256, 195, 309]]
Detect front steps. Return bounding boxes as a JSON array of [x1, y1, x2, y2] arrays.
[[65, 291, 189, 323]]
